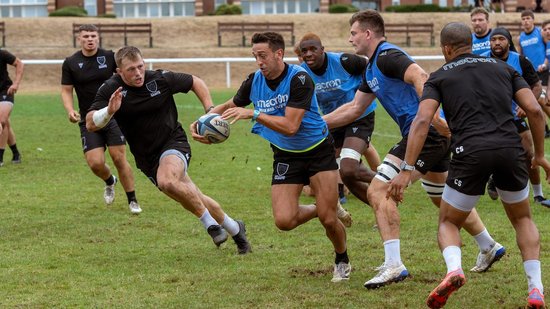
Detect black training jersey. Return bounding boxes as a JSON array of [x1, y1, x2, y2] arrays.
[[61, 48, 116, 119], [310, 53, 366, 77], [90, 70, 193, 167], [0, 50, 16, 92], [421, 53, 528, 154]]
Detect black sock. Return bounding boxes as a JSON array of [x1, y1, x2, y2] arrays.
[[0, 148, 4, 162], [338, 183, 345, 199], [104, 175, 115, 186], [126, 191, 137, 204], [9, 143, 19, 155], [546, 124, 549, 132], [335, 250, 349, 264]]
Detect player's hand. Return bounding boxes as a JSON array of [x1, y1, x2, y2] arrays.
[[516, 106, 526, 118], [189, 120, 212, 144], [532, 156, 550, 184], [222, 107, 253, 124], [68, 110, 80, 123], [431, 117, 451, 138], [386, 171, 412, 203], [7, 85, 17, 96], [107, 87, 123, 115]]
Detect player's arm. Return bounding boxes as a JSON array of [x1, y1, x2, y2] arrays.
[[387, 98, 440, 202], [323, 90, 376, 129], [61, 84, 80, 123], [86, 86, 123, 132], [403, 63, 429, 98], [190, 75, 216, 113], [7, 57, 23, 95]]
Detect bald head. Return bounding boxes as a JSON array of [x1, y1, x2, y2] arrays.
[[441, 22, 472, 50]]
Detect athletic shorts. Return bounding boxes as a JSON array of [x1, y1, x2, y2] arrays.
[[513, 118, 530, 134], [136, 137, 192, 186], [538, 71, 549, 86], [79, 119, 125, 153], [270, 136, 338, 185], [0, 89, 14, 105], [330, 112, 375, 149], [388, 127, 450, 174], [446, 147, 528, 195]]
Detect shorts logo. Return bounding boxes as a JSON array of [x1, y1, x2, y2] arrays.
[[274, 163, 289, 180], [78, 63, 84, 69], [146, 81, 161, 97], [2, 95, 6, 100], [97, 56, 107, 69], [352, 127, 358, 134], [120, 135, 125, 142]]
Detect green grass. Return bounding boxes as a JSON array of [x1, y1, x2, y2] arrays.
[[0, 91, 549, 308]]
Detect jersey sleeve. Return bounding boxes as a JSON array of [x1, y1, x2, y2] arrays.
[[233, 73, 254, 107], [0, 50, 16, 66], [340, 53, 366, 76], [61, 59, 73, 85], [287, 71, 314, 110], [420, 74, 442, 103], [518, 55, 540, 86], [376, 49, 414, 80], [162, 70, 194, 94], [358, 74, 373, 93]]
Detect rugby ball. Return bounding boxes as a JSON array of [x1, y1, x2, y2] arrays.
[[196, 113, 230, 144]]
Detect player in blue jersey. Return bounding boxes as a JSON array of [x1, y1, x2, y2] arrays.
[[483, 28, 550, 208], [298, 32, 379, 209], [389, 21, 549, 309], [470, 8, 492, 55], [194, 32, 351, 283], [324, 9, 504, 289]]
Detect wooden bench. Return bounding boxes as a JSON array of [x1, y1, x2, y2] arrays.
[[217, 22, 295, 47], [495, 21, 543, 37], [385, 23, 435, 47], [0, 22, 5, 47], [73, 23, 153, 48]]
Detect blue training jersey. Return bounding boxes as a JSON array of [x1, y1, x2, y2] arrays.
[[364, 42, 418, 136], [300, 52, 376, 118], [545, 41, 550, 62], [520, 27, 546, 68], [250, 64, 328, 152], [471, 31, 492, 55]]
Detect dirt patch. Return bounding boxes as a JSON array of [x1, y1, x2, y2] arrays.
[[5, 12, 549, 92]]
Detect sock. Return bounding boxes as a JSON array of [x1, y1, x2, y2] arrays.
[[524, 260, 543, 294], [221, 214, 240, 236], [383, 239, 402, 267], [473, 229, 495, 253], [546, 124, 549, 132], [442, 246, 462, 274], [104, 175, 115, 186], [335, 250, 349, 264], [0, 148, 4, 162], [199, 210, 218, 229], [532, 184, 544, 198], [126, 191, 137, 204], [9, 143, 19, 155], [338, 183, 345, 199]]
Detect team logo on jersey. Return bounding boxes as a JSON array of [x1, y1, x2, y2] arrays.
[[146, 81, 161, 97], [97, 56, 107, 69], [121, 90, 128, 97], [78, 63, 84, 69], [2, 95, 6, 100], [297, 74, 306, 85], [274, 163, 289, 180], [342, 56, 348, 61]]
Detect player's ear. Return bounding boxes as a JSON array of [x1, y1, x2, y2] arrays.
[[116, 68, 121, 74]]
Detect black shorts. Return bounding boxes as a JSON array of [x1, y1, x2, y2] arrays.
[[0, 89, 14, 104], [330, 112, 375, 149], [446, 147, 528, 195], [389, 127, 450, 174], [136, 137, 192, 186], [79, 119, 126, 153], [538, 71, 549, 86], [271, 137, 338, 185], [514, 118, 530, 133]]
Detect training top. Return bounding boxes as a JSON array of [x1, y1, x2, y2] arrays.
[[0, 50, 16, 92], [359, 41, 418, 136], [471, 30, 492, 55], [481, 50, 539, 120], [545, 40, 550, 63], [421, 53, 528, 154], [300, 52, 376, 119], [61, 48, 116, 119], [90, 70, 193, 168], [520, 27, 546, 69], [233, 63, 328, 152]]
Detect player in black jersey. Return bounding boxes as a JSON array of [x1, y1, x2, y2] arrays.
[[86, 46, 251, 254], [0, 49, 23, 167], [389, 22, 550, 309], [61, 24, 142, 214]]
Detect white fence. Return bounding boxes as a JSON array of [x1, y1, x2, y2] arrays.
[[22, 56, 445, 88]]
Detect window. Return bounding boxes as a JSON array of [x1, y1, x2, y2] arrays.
[[0, 0, 47, 17], [84, 0, 97, 16], [240, 0, 320, 14], [113, 0, 194, 17], [352, 0, 377, 10]]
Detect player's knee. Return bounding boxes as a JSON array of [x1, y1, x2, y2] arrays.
[[87, 158, 106, 173], [274, 217, 296, 231], [318, 213, 339, 229]]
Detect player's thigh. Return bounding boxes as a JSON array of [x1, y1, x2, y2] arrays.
[[107, 144, 127, 162], [84, 147, 106, 167], [0, 102, 12, 124], [157, 151, 187, 183], [271, 183, 302, 221], [309, 170, 339, 217]]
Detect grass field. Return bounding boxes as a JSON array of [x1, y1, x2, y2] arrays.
[[1, 91, 549, 308]]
